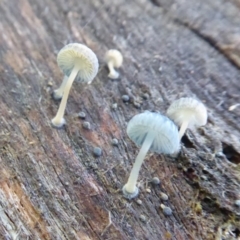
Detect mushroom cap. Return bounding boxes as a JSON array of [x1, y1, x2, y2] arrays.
[[57, 43, 99, 83], [167, 98, 207, 128], [105, 49, 123, 67], [127, 111, 180, 154]]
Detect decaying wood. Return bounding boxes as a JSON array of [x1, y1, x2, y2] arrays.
[[0, 0, 240, 239]]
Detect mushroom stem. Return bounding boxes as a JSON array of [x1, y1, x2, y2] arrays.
[[53, 75, 68, 100], [51, 66, 79, 127], [107, 61, 119, 79], [124, 131, 155, 193], [179, 120, 189, 139]]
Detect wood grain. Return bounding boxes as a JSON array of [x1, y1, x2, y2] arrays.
[[0, 0, 239, 239]]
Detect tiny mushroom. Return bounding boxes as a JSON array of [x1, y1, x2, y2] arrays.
[[51, 43, 99, 128], [122, 111, 180, 199], [105, 49, 123, 79], [161, 204, 172, 216], [167, 97, 207, 139], [229, 103, 240, 111], [235, 200, 240, 207], [53, 75, 68, 100]]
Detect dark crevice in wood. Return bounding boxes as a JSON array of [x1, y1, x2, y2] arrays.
[[149, 0, 161, 7], [196, 189, 234, 221], [183, 167, 198, 182], [222, 143, 240, 164], [233, 228, 240, 238], [202, 169, 208, 174], [181, 135, 196, 149], [201, 197, 218, 213], [174, 19, 240, 71]]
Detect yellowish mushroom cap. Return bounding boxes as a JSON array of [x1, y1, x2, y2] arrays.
[[105, 49, 123, 68], [57, 43, 99, 84], [167, 97, 207, 128]]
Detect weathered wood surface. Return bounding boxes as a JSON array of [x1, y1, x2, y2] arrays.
[[0, 0, 240, 239]]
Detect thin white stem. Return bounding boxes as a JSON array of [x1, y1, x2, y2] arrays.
[[107, 61, 119, 79], [53, 75, 68, 99], [51, 66, 79, 126], [124, 132, 155, 193], [229, 103, 240, 111], [179, 120, 189, 139]]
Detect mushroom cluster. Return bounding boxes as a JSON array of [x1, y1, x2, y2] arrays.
[[122, 97, 207, 199], [50, 42, 209, 203]]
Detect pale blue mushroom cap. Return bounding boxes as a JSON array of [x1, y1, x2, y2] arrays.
[[127, 111, 180, 154]]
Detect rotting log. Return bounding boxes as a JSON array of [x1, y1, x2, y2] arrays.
[[0, 0, 240, 239]]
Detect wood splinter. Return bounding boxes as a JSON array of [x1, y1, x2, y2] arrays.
[[101, 211, 113, 236]]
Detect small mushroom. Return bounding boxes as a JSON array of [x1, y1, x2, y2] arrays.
[[139, 215, 147, 222], [111, 138, 119, 146], [229, 103, 240, 111], [122, 111, 180, 199], [151, 177, 160, 185], [93, 147, 102, 157], [78, 111, 86, 119], [122, 95, 130, 102], [235, 200, 240, 207], [136, 199, 142, 205], [82, 121, 91, 130], [166, 98, 207, 139], [160, 204, 172, 216], [52, 75, 68, 100], [51, 43, 99, 128], [160, 192, 168, 201], [105, 49, 123, 79]]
